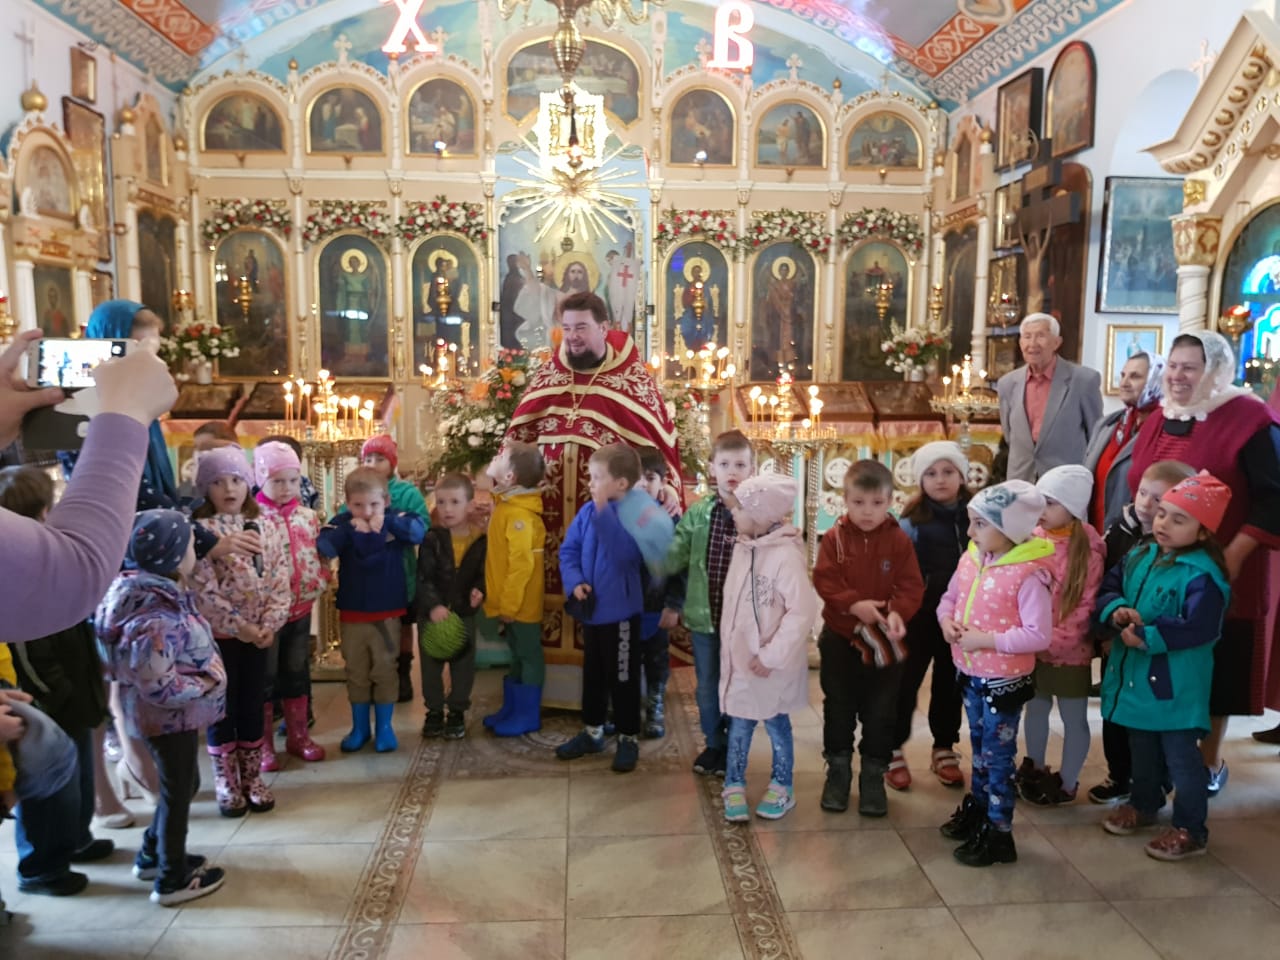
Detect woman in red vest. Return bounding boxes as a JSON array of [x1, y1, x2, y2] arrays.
[[1127, 330, 1280, 794]]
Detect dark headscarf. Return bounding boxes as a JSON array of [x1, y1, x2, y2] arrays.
[[85, 300, 177, 503]]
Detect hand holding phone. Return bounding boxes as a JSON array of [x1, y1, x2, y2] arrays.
[[25, 337, 130, 390]]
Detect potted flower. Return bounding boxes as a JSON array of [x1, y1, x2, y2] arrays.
[[161, 321, 241, 383], [881, 324, 952, 380]]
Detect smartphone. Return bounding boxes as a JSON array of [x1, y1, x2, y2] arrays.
[[25, 337, 130, 390]]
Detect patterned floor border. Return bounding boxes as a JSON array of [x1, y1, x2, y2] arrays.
[[324, 671, 796, 960], [668, 669, 801, 960]]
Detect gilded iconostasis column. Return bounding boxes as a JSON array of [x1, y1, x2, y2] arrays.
[[972, 197, 992, 372], [72, 264, 92, 328], [1172, 212, 1222, 334], [822, 189, 840, 382], [735, 184, 750, 374], [13, 259, 35, 334], [123, 183, 142, 301], [190, 179, 208, 315]]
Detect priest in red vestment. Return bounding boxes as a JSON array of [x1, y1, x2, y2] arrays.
[[504, 291, 681, 705]]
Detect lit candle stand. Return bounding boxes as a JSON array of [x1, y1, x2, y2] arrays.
[[279, 368, 378, 443], [929, 354, 999, 452]]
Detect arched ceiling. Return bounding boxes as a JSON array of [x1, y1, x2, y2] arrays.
[[32, 0, 1128, 108]]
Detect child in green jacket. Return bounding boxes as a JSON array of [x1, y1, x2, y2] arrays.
[[663, 430, 753, 777], [1097, 472, 1232, 863]]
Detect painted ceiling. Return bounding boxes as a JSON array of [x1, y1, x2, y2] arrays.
[[32, 0, 1127, 107]]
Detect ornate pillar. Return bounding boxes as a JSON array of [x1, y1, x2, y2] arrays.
[[288, 173, 307, 375], [1172, 214, 1222, 333], [388, 178, 406, 382], [190, 182, 208, 312], [822, 191, 840, 382], [73, 266, 92, 328], [481, 174, 497, 363], [735, 184, 751, 376], [971, 198, 991, 371], [14, 259, 35, 333], [124, 191, 142, 301], [175, 205, 192, 293]]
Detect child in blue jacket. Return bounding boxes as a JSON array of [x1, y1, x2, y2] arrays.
[[1096, 472, 1232, 863], [556, 444, 673, 773]]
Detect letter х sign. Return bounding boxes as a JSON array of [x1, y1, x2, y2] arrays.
[[381, 0, 438, 54]]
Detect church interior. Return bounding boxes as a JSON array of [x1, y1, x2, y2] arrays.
[[4, 0, 1280, 957]]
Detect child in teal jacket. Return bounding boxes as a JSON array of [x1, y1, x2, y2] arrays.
[[1095, 472, 1232, 863]]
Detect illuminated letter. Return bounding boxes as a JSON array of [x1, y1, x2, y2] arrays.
[[708, 0, 754, 70], [381, 0, 435, 55]]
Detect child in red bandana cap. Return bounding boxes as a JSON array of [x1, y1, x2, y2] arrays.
[[1096, 471, 1232, 862]]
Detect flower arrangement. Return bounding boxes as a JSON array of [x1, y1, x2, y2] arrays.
[[201, 199, 292, 245], [160, 320, 241, 367], [654, 208, 741, 255], [661, 381, 712, 481], [839, 207, 924, 256], [397, 196, 489, 249], [747, 209, 833, 255], [426, 348, 539, 476], [880, 321, 951, 374], [302, 200, 392, 246]]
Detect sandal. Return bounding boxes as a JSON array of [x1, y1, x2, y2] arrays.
[[884, 749, 911, 791], [930, 748, 965, 788], [1102, 803, 1158, 836]]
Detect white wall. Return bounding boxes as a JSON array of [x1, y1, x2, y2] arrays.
[[0, 0, 177, 140], [949, 0, 1253, 400]]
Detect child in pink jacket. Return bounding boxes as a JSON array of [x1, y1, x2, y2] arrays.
[[719, 473, 818, 823], [189, 447, 291, 818], [254, 441, 329, 769], [937, 480, 1054, 868], [1020, 465, 1106, 805]]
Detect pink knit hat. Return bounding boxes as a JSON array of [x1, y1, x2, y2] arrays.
[[733, 473, 797, 527], [1161, 470, 1232, 534], [361, 434, 398, 472], [195, 445, 254, 497], [254, 442, 301, 488]]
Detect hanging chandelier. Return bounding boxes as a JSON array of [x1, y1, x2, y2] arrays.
[[498, 0, 663, 30]]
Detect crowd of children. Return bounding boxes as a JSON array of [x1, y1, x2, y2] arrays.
[[1, 411, 1242, 915]]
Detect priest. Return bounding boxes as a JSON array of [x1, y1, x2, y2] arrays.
[[504, 290, 682, 705]]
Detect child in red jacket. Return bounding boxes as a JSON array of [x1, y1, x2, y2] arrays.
[[812, 460, 924, 819]]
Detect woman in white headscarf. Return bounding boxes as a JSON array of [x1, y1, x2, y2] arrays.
[[1083, 350, 1166, 532], [1127, 330, 1280, 793]]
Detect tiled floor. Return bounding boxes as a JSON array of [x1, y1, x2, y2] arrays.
[[5, 668, 1280, 958]]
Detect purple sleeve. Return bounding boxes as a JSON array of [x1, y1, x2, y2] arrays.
[[1, 414, 147, 640], [994, 575, 1053, 655]]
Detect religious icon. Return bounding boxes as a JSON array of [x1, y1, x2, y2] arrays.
[[32, 265, 75, 337], [755, 101, 825, 168], [497, 195, 638, 353], [506, 38, 640, 126], [1098, 177, 1181, 313], [308, 87, 383, 154], [25, 145, 74, 217], [943, 225, 979, 366], [214, 230, 290, 377], [62, 98, 109, 260], [145, 115, 166, 185], [138, 211, 177, 327], [666, 241, 729, 370], [202, 93, 286, 152], [406, 78, 477, 155], [842, 241, 908, 381], [318, 235, 388, 377], [411, 235, 481, 371], [668, 88, 735, 166], [996, 68, 1043, 171], [750, 242, 815, 380], [1046, 41, 1096, 159], [846, 111, 922, 169]]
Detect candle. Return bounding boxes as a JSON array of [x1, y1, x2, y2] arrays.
[[768, 394, 779, 425], [301, 383, 313, 427]]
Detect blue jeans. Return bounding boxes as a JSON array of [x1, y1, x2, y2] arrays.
[[725, 714, 794, 790], [1129, 727, 1209, 844], [962, 677, 1022, 830], [691, 630, 726, 751], [15, 728, 94, 882]]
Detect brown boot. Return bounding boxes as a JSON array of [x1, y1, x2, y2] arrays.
[[236, 740, 276, 813], [207, 743, 247, 818]]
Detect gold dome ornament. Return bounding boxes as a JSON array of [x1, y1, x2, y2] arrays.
[[119, 106, 137, 125], [173, 134, 188, 153], [980, 128, 993, 144], [20, 83, 46, 113], [288, 58, 298, 71], [832, 78, 842, 91]]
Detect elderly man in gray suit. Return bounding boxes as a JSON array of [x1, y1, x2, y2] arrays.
[[997, 313, 1103, 482]]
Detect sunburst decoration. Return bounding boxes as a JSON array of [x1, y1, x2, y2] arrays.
[[504, 146, 637, 245]]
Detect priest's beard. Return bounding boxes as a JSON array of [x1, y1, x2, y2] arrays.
[[566, 349, 605, 371]]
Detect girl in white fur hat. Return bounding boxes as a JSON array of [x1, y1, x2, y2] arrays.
[[890, 441, 972, 791], [718, 473, 818, 823], [1018, 465, 1107, 805]]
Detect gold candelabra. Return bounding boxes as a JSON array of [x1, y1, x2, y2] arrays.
[[928, 283, 944, 329], [282, 369, 376, 441], [434, 275, 453, 319], [1219, 304, 1254, 366], [875, 281, 894, 324], [419, 338, 462, 390], [234, 276, 254, 318], [930, 355, 998, 452]]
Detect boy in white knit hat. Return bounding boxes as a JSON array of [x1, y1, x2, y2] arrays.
[[937, 480, 1055, 867], [718, 472, 817, 822]]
